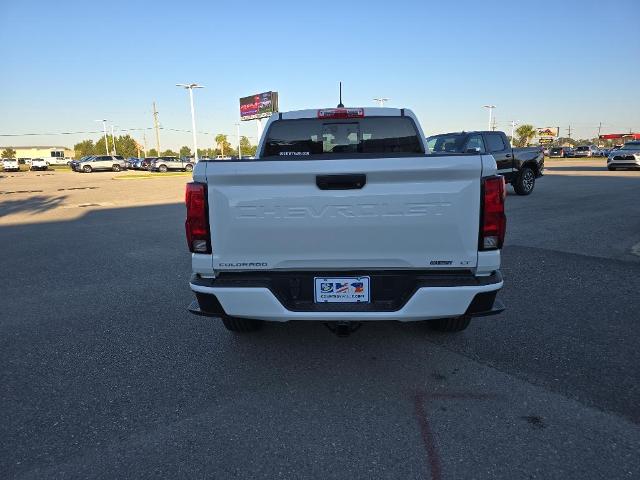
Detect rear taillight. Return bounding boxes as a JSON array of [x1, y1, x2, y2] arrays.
[[317, 108, 364, 119], [479, 176, 506, 250], [185, 182, 211, 253]]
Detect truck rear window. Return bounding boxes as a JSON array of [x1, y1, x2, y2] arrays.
[[262, 117, 424, 158]]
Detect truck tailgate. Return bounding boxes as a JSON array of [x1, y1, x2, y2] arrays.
[[205, 156, 482, 271]]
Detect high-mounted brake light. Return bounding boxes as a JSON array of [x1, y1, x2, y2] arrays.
[[317, 108, 364, 119], [185, 182, 211, 254], [479, 176, 506, 251]]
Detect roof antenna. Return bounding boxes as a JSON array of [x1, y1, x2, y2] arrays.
[[337, 81, 344, 108]]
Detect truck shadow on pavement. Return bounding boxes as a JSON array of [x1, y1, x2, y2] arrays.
[[1, 199, 640, 479], [0, 194, 67, 218]]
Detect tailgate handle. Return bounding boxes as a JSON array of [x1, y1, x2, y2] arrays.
[[316, 174, 366, 190]]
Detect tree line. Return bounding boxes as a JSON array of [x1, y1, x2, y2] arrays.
[[509, 125, 614, 148], [73, 134, 257, 159]]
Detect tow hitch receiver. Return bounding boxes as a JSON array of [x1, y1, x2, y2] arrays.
[[323, 321, 363, 337]]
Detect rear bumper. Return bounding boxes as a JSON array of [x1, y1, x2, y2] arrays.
[[608, 158, 640, 167], [189, 271, 504, 322]]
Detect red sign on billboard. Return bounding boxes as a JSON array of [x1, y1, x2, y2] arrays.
[[240, 91, 279, 121]]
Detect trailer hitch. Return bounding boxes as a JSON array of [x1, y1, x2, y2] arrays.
[[323, 321, 363, 337]]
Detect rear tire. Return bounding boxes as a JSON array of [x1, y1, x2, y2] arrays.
[[112, 164, 121, 172], [159, 165, 168, 173], [221, 316, 263, 332], [83, 165, 92, 173], [185, 164, 193, 172], [430, 315, 471, 332], [513, 167, 535, 195]]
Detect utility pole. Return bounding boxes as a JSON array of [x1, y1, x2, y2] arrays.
[[110, 125, 117, 155], [597, 121, 602, 138], [566, 125, 572, 141], [142, 132, 148, 155], [510, 120, 518, 144], [236, 123, 242, 160], [491, 115, 497, 132], [95, 119, 109, 154], [152, 101, 161, 155]]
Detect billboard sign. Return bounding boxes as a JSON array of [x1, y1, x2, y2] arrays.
[[536, 127, 559, 138], [240, 91, 279, 121]]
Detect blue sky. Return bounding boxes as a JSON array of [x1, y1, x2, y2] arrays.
[[1, 0, 638, 150]]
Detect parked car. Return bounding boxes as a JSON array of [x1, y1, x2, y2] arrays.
[[607, 141, 640, 170], [2, 158, 20, 172], [426, 130, 544, 195], [549, 146, 573, 158], [187, 107, 506, 334], [75, 155, 126, 173], [30, 158, 49, 171], [18, 157, 32, 165], [573, 145, 599, 157], [70, 156, 93, 171], [149, 156, 194, 173], [125, 157, 139, 169], [139, 157, 156, 170]]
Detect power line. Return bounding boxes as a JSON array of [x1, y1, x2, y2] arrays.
[[0, 126, 258, 140]]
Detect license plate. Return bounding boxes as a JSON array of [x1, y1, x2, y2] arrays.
[[314, 277, 370, 303]]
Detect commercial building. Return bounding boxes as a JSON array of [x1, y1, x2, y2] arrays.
[[1, 145, 75, 160]]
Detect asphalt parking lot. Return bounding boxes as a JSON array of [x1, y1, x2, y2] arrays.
[[1, 160, 639, 479]]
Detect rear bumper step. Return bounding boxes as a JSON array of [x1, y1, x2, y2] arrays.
[[188, 271, 504, 322]]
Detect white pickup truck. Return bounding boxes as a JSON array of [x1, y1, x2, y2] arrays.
[[30, 158, 49, 171], [186, 107, 506, 335], [2, 158, 20, 172]]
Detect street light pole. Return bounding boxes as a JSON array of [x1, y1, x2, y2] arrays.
[[510, 120, 518, 144], [95, 119, 109, 154], [176, 83, 204, 162], [110, 125, 118, 155], [373, 97, 389, 107], [236, 123, 242, 160], [483, 105, 496, 131]]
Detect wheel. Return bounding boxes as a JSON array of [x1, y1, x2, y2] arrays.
[[158, 164, 168, 173], [112, 164, 121, 172], [83, 165, 92, 173], [185, 164, 193, 172], [221, 316, 263, 332], [513, 167, 535, 195], [607, 166, 616, 171], [430, 315, 471, 332]]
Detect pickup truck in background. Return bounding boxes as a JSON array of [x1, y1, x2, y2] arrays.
[[427, 131, 544, 195], [186, 107, 506, 335], [2, 159, 20, 172], [30, 158, 49, 171]]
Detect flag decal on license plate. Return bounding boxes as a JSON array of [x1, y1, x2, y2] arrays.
[[314, 277, 370, 303]]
